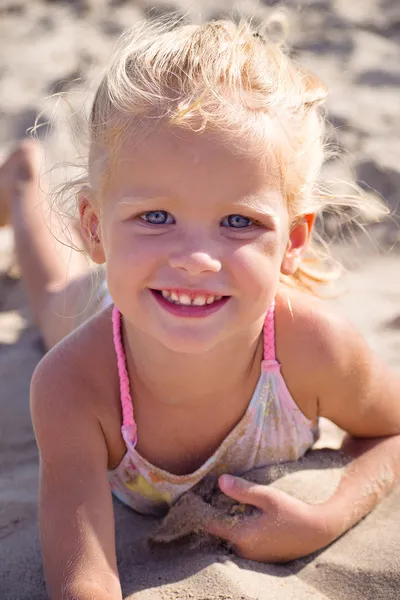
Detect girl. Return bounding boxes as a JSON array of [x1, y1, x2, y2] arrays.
[[1, 16, 400, 600]]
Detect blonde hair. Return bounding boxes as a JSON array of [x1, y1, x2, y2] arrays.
[[62, 15, 387, 293]]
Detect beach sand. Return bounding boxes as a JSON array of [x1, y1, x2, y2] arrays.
[[1, 1, 400, 598]]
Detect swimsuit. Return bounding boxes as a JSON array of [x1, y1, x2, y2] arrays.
[[108, 303, 319, 516]]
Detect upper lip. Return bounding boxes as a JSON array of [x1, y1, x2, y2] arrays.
[[151, 287, 228, 297]]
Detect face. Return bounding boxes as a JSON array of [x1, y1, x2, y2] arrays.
[[82, 124, 308, 354]]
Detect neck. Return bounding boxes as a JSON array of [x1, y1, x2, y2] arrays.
[[123, 319, 265, 411]]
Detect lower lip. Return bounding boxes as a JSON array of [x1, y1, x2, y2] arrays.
[[150, 290, 230, 318]]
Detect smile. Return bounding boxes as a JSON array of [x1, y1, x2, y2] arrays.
[[158, 289, 223, 306], [150, 289, 230, 318]]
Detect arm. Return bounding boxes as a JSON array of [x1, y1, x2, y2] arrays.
[[313, 316, 400, 542], [321, 435, 400, 539], [205, 299, 400, 562], [31, 351, 122, 600]]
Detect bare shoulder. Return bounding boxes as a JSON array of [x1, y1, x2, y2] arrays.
[[32, 307, 117, 407], [31, 307, 122, 465], [273, 286, 344, 422], [275, 286, 400, 436], [274, 286, 350, 366]]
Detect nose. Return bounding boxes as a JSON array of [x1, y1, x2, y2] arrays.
[[168, 240, 222, 276]]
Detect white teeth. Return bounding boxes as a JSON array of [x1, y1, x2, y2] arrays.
[[178, 294, 191, 305], [159, 290, 223, 306], [192, 295, 207, 306]]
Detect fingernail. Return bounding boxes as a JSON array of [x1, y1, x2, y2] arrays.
[[219, 474, 235, 488]]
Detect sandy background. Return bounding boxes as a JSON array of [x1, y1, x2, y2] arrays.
[[1, 0, 400, 599]]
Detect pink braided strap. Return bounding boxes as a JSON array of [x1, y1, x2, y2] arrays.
[[112, 303, 276, 430], [112, 306, 136, 434], [262, 301, 277, 365]]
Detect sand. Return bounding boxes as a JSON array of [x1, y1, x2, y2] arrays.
[[1, 1, 400, 598]]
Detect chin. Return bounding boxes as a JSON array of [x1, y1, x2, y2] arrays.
[[152, 327, 224, 355]]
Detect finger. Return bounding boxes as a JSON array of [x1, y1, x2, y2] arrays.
[[204, 516, 237, 542], [219, 475, 301, 513], [218, 474, 269, 509]]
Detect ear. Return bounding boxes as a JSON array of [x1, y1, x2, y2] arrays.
[[281, 213, 315, 276], [78, 186, 106, 265]]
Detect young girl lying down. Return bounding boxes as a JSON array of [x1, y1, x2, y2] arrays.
[[1, 15, 399, 600]]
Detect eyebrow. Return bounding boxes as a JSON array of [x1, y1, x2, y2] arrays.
[[117, 195, 167, 204], [228, 193, 282, 218], [115, 196, 169, 213]]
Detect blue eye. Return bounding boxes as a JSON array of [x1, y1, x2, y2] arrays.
[[140, 210, 174, 225], [221, 214, 253, 229]]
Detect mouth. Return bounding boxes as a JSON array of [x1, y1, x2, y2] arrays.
[[151, 288, 228, 306], [149, 288, 230, 317]]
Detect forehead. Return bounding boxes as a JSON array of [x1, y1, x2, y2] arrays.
[[96, 122, 284, 209]]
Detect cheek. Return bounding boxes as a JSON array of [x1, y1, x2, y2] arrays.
[[104, 221, 154, 263], [103, 224, 160, 291], [230, 235, 283, 290]]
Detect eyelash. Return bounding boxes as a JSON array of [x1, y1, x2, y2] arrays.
[[139, 211, 262, 229]]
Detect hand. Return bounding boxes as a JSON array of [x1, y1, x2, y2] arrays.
[[204, 474, 332, 563]]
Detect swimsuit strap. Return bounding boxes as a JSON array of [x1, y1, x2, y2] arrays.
[[112, 300, 276, 427], [263, 301, 276, 362], [112, 306, 135, 427]]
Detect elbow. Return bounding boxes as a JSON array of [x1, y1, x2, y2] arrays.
[[50, 577, 122, 600], [341, 433, 400, 459]]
